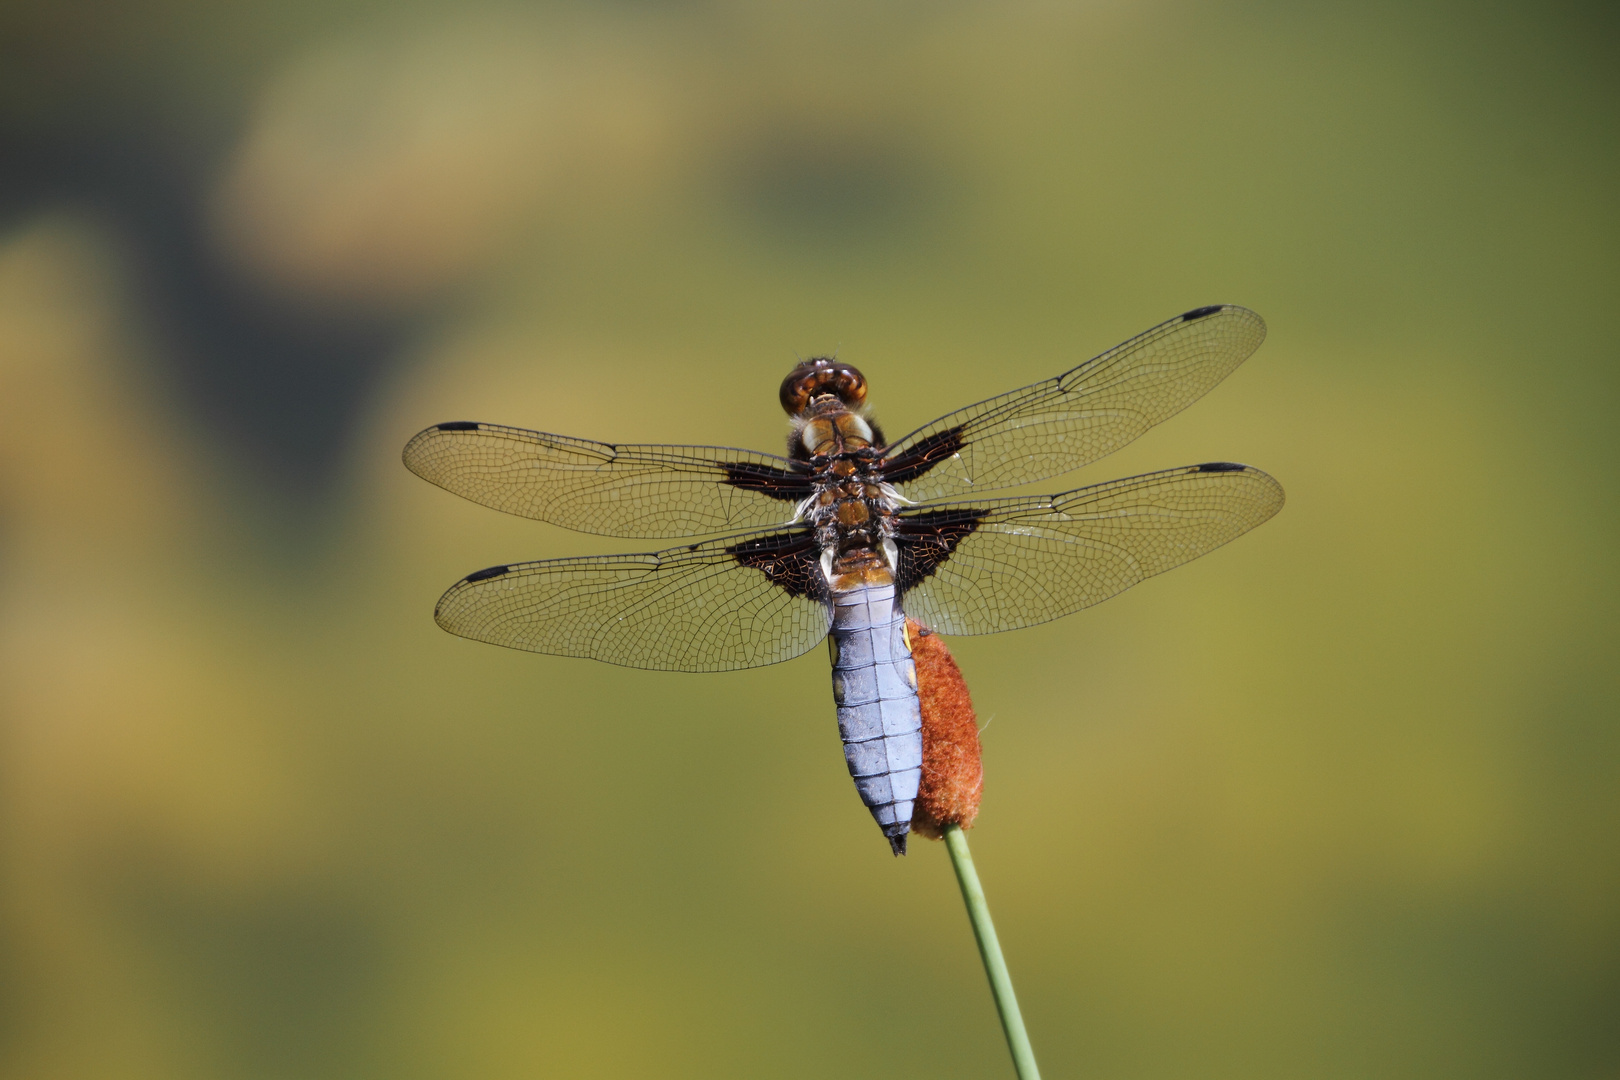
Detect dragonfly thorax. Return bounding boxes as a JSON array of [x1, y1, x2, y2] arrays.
[[786, 395, 900, 568], [794, 408, 878, 457], [800, 458, 901, 588]]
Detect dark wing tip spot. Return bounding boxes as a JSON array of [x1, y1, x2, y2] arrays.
[[463, 564, 511, 583], [436, 421, 481, 432], [1181, 305, 1225, 322], [1196, 461, 1248, 473]]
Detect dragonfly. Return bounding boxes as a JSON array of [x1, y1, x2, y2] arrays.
[[404, 305, 1284, 854]]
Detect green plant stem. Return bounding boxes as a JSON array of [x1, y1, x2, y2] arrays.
[[944, 825, 1041, 1079]]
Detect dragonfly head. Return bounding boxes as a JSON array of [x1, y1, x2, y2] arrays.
[[780, 357, 867, 415]]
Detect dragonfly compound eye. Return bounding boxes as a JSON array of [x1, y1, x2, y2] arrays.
[[779, 358, 868, 415]]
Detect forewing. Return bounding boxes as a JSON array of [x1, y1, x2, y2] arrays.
[[897, 463, 1284, 635], [403, 422, 812, 538], [432, 529, 831, 671], [881, 306, 1267, 500]]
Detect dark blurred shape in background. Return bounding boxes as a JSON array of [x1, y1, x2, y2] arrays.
[[0, 6, 675, 499], [0, 2, 1616, 1078], [2, 3, 398, 496]]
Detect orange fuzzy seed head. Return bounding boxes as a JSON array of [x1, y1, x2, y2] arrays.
[[907, 619, 983, 839]]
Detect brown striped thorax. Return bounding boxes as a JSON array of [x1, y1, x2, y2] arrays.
[[779, 358, 907, 589]]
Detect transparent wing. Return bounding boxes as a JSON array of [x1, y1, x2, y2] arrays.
[[403, 422, 812, 539], [897, 463, 1284, 636], [432, 529, 831, 672], [879, 306, 1267, 501]]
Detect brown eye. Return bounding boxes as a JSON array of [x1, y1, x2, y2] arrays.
[[779, 358, 869, 415]]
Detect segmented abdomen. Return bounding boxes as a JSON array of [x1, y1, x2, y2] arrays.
[[829, 581, 923, 855]]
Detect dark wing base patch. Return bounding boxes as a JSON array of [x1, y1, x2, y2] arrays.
[[726, 531, 826, 600], [721, 463, 815, 502], [895, 508, 986, 592], [879, 426, 967, 487]]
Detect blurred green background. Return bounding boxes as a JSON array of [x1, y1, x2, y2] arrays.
[[1, 2, 1616, 1077]]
